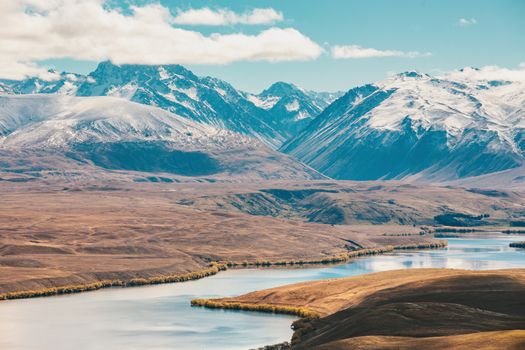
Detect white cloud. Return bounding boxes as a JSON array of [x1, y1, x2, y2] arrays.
[[458, 18, 477, 26], [0, 1, 322, 80], [173, 7, 283, 26], [331, 45, 431, 59], [442, 63, 525, 82]]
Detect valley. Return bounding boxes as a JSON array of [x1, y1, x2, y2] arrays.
[[0, 180, 439, 296], [1, 61, 524, 349], [1, 178, 524, 298], [2, 2, 524, 349]]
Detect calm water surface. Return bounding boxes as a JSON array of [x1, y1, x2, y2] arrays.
[[1, 235, 524, 350]]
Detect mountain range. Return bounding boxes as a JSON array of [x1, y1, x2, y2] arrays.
[[0, 62, 341, 148], [1, 63, 524, 185], [0, 94, 323, 181], [282, 71, 525, 182]]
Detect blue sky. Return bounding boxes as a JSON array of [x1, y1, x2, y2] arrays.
[[7, 0, 525, 92]]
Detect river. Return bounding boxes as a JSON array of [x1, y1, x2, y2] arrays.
[[1, 235, 524, 350]]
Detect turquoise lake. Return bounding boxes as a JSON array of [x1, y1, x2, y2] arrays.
[[1, 234, 524, 350]]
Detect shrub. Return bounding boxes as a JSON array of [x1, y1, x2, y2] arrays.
[[0, 263, 228, 301], [191, 299, 320, 319]]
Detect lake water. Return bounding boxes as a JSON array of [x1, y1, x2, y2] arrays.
[[1, 235, 524, 350]]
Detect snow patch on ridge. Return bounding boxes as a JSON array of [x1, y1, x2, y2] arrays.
[[285, 99, 300, 112], [247, 94, 281, 109]]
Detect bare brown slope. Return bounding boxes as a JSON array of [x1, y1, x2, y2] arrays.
[[0, 186, 439, 295], [171, 181, 525, 226], [317, 331, 525, 350], [202, 269, 525, 349], [1, 178, 523, 297]]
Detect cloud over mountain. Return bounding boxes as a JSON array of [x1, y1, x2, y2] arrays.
[[442, 63, 525, 82], [0, 1, 322, 79]]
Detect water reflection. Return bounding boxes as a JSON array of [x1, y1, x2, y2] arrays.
[[0, 236, 524, 350]]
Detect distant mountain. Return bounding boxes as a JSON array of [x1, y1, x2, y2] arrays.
[[0, 62, 340, 148], [246, 82, 343, 137], [0, 94, 323, 180], [282, 71, 525, 181]]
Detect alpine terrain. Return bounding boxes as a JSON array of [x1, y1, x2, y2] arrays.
[[0, 94, 323, 180], [246, 81, 343, 137], [0, 62, 340, 148], [282, 71, 525, 182]]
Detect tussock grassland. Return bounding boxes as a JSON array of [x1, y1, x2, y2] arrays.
[[223, 241, 447, 268], [1, 187, 449, 298], [0, 242, 447, 301], [211, 268, 525, 349], [316, 330, 525, 350]]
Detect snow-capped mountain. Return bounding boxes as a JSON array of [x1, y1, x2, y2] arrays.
[[246, 82, 343, 137], [282, 71, 525, 181], [0, 94, 323, 180], [0, 62, 339, 148], [0, 94, 240, 149], [0, 71, 85, 95]]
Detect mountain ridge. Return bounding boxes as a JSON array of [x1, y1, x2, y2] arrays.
[[0, 94, 324, 181], [282, 71, 525, 182], [0, 62, 340, 148]]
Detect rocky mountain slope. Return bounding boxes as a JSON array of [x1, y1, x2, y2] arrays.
[[0, 94, 323, 180], [246, 82, 343, 137], [282, 72, 525, 182], [0, 62, 339, 148], [3, 64, 523, 185]]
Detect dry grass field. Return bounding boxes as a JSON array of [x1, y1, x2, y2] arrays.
[[315, 331, 525, 350], [0, 181, 444, 296], [1, 178, 524, 297], [199, 269, 525, 349]]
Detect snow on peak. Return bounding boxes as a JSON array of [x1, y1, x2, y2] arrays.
[[247, 94, 280, 109], [396, 71, 429, 79], [260, 81, 302, 97], [282, 69, 525, 181], [285, 99, 300, 112], [0, 94, 256, 150], [158, 67, 170, 80]]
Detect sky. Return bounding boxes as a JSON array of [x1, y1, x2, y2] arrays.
[[2, 0, 524, 93]]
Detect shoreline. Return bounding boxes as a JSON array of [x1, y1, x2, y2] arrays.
[[434, 227, 525, 234], [198, 269, 525, 349], [0, 241, 446, 302], [190, 299, 320, 319], [509, 241, 525, 248]]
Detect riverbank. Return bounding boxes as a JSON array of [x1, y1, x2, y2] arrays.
[[509, 241, 525, 248], [0, 241, 446, 301], [434, 226, 525, 234], [0, 263, 227, 301], [3, 183, 464, 299], [222, 242, 447, 268], [194, 268, 525, 349], [3, 236, 524, 350], [2, 179, 524, 297]]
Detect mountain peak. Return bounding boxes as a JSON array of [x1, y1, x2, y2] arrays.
[[459, 66, 481, 73], [90, 61, 196, 81], [396, 71, 429, 79], [282, 69, 525, 182], [260, 81, 303, 97]]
